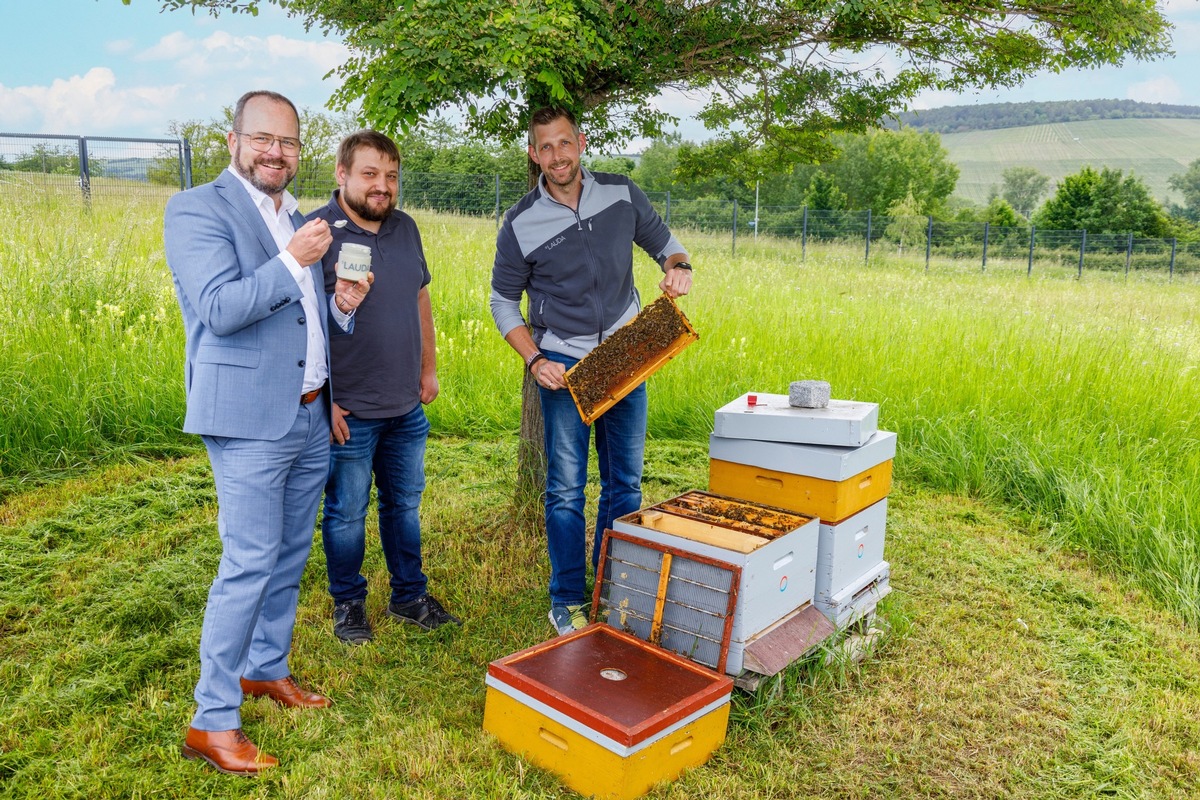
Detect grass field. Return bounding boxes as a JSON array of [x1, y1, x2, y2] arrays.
[[1, 195, 1198, 797], [940, 117, 1200, 205]]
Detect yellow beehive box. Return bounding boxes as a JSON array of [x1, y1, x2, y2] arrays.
[[708, 431, 896, 522], [483, 625, 732, 800], [709, 458, 892, 523]]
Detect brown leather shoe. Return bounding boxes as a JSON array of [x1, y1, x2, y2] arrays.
[[181, 727, 278, 776], [240, 675, 332, 709]]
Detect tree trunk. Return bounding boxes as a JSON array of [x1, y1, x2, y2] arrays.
[[515, 364, 546, 530], [515, 155, 547, 530]]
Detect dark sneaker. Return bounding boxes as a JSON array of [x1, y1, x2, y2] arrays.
[[387, 594, 461, 631], [332, 600, 373, 645], [548, 604, 588, 636]]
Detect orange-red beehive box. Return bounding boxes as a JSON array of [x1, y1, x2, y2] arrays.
[[483, 625, 732, 799]]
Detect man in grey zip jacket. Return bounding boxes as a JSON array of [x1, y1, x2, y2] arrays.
[[490, 106, 694, 636]]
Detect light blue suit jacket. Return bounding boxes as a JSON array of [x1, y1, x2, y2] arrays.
[[165, 167, 338, 441]]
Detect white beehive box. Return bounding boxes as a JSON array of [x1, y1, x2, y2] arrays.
[[815, 498, 888, 604], [613, 492, 819, 675], [712, 393, 878, 447], [708, 430, 897, 480], [816, 561, 891, 629]]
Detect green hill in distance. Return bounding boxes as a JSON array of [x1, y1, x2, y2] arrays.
[[938, 117, 1200, 206], [895, 98, 1200, 133]]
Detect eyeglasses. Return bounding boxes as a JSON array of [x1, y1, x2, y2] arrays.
[[234, 131, 303, 155]]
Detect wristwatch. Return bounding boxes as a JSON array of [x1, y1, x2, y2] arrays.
[[672, 261, 693, 271]]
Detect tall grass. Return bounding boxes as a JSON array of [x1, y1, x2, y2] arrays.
[[0, 196, 189, 487], [2, 198, 1197, 626]]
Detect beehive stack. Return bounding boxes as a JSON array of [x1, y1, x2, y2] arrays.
[[708, 391, 894, 630], [610, 491, 822, 676]]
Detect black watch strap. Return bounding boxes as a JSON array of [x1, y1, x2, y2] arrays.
[[671, 261, 693, 271]]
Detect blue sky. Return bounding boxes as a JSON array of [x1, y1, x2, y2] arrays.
[[2, 0, 1198, 151]]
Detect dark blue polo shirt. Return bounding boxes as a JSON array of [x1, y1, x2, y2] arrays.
[[308, 192, 432, 419]]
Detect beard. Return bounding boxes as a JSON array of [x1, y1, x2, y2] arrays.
[[233, 140, 296, 195], [543, 159, 579, 189], [342, 185, 396, 222]]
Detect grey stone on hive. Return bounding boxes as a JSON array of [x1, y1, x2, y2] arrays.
[[789, 380, 831, 408]]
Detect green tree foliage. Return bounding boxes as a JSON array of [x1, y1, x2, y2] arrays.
[[981, 197, 1024, 229], [393, 119, 527, 182], [10, 144, 79, 175], [993, 166, 1051, 218], [1167, 158, 1200, 223], [155, 0, 1170, 181], [802, 171, 849, 211], [1034, 166, 1170, 236], [820, 128, 959, 216], [587, 155, 636, 176], [884, 190, 928, 253]]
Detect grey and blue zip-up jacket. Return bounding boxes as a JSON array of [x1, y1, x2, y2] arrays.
[[490, 168, 686, 359]]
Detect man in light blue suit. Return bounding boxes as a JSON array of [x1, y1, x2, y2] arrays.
[[164, 90, 371, 776]]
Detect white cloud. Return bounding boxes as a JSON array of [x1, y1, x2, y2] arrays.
[[0, 68, 184, 135], [137, 29, 347, 79], [1126, 76, 1184, 104]]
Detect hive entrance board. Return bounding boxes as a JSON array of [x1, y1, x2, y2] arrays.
[[592, 530, 740, 674], [564, 293, 698, 424]]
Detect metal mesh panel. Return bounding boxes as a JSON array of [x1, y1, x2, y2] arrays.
[[595, 531, 739, 672]]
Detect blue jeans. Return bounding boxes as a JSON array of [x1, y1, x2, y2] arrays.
[[539, 352, 647, 606], [321, 404, 429, 606]]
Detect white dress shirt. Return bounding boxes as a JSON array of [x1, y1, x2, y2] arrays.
[[230, 168, 348, 394]]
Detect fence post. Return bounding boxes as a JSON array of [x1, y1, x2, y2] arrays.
[[1170, 238, 1177, 281], [665, 191, 671, 227], [1078, 230, 1086, 279], [181, 138, 193, 190], [1027, 225, 1035, 277], [925, 215, 932, 271], [732, 199, 738, 257], [801, 206, 808, 262], [77, 136, 91, 204], [864, 209, 872, 264], [982, 222, 990, 271], [1125, 232, 1133, 278], [495, 173, 501, 228]]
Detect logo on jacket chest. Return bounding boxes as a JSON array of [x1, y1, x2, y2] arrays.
[[544, 235, 567, 251]]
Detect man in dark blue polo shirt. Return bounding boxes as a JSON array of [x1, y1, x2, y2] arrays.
[[308, 130, 460, 644]]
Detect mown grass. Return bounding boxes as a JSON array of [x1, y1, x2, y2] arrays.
[[2, 442, 1198, 798]]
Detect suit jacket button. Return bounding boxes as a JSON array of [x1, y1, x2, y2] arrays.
[[298, 360, 305, 368], [298, 317, 306, 325]]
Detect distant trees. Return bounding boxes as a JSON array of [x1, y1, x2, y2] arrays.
[[1034, 166, 1170, 237], [896, 99, 1200, 135], [588, 155, 636, 176], [1167, 159, 1200, 223], [820, 128, 958, 216], [8, 144, 79, 175], [992, 167, 1050, 219]]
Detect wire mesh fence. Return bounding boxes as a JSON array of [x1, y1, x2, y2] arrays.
[[2, 131, 1197, 281]]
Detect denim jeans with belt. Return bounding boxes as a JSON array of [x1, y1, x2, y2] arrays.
[[321, 403, 429, 606], [538, 352, 647, 607]]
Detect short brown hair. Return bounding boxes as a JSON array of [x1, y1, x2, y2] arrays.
[[528, 107, 580, 147], [337, 129, 401, 170], [232, 90, 299, 132]]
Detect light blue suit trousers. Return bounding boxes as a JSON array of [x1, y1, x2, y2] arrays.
[[164, 168, 342, 730]]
